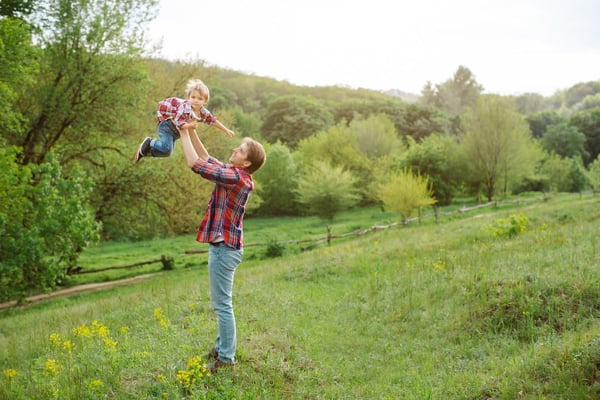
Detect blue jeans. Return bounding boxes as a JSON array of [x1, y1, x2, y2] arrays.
[[208, 243, 243, 364], [150, 120, 180, 157]]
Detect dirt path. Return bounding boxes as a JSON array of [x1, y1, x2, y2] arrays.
[[0, 273, 161, 310]]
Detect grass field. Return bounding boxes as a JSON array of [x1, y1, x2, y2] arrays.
[[0, 193, 599, 399]]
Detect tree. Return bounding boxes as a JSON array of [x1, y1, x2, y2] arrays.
[[0, 149, 99, 302], [541, 122, 588, 160], [295, 122, 374, 202], [420, 65, 483, 116], [253, 142, 301, 215], [295, 161, 360, 220], [397, 103, 453, 141], [377, 169, 436, 223], [0, 0, 33, 17], [460, 95, 536, 201], [565, 157, 589, 193], [401, 134, 461, 206], [0, 17, 37, 140], [349, 114, 402, 159], [11, 0, 157, 166], [526, 111, 565, 139], [588, 156, 600, 194], [262, 95, 334, 148], [569, 108, 600, 166]]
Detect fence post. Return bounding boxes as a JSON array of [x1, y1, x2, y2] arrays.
[[327, 225, 332, 246]]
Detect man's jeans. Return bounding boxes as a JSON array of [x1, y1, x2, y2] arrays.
[[208, 243, 242, 364], [150, 119, 180, 157]]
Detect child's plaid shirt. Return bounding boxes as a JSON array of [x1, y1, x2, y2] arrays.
[[156, 97, 217, 128]]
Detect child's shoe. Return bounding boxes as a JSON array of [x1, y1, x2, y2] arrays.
[[134, 137, 152, 163]]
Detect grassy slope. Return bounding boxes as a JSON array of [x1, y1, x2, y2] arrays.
[[0, 194, 599, 399]]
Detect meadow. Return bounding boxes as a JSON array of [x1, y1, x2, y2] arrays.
[[0, 193, 599, 399]]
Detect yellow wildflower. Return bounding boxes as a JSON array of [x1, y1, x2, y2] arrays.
[[44, 359, 61, 377], [62, 340, 73, 354], [2, 368, 17, 379], [73, 324, 92, 338]]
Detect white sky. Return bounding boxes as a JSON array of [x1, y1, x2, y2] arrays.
[[146, 0, 600, 97]]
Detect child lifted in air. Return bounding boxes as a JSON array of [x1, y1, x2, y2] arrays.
[[134, 79, 234, 163]]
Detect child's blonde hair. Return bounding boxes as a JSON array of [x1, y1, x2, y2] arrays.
[[186, 79, 210, 102]]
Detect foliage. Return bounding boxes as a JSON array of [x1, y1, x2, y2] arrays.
[[253, 142, 301, 216], [588, 156, 600, 193], [420, 65, 483, 116], [526, 110, 565, 139], [536, 152, 573, 193], [485, 213, 530, 238], [0, 149, 99, 302], [295, 161, 360, 220], [377, 168, 436, 222], [564, 157, 589, 193], [0, 17, 38, 139], [461, 95, 538, 200], [261, 95, 334, 148], [295, 122, 373, 201], [569, 108, 600, 166], [541, 122, 587, 160], [401, 133, 460, 206], [349, 113, 401, 159]]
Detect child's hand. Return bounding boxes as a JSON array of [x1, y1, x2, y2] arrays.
[[182, 119, 198, 130], [224, 129, 235, 138]]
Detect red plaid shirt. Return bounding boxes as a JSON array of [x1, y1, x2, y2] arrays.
[[156, 97, 217, 128], [192, 156, 254, 250]]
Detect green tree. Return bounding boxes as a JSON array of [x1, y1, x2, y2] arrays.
[[460, 95, 535, 201], [402, 134, 460, 206], [541, 122, 588, 160], [569, 108, 600, 166], [262, 95, 334, 148], [536, 152, 572, 192], [526, 111, 565, 139], [588, 156, 600, 193], [0, 149, 99, 302], [349, 114, 402, 159], [565, 157, 589, 193], [12, 0, 157, 165], [420, 65, 483, 116], [254, 142, 301, 216], [295, 161, 360, 220], [295, 122, 373, 201], [377, 169, 436, 223], [0, 17, 37, 140], [397, 103, 453, 141], [0, 0, 33, 17]]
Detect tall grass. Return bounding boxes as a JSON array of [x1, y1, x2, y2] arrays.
[[0, 194, 599, 399]]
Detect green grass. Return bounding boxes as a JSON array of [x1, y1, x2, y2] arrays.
[[0, 194, 599, 399]]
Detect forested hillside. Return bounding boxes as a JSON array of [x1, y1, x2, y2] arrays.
[[1, 0, 600, 301]]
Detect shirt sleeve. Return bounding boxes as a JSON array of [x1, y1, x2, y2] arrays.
[[197, 106, 217, 125], [191, 157, 241, 186]]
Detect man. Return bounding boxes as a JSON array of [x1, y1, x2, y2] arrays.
[[179, 127, 266, 372]]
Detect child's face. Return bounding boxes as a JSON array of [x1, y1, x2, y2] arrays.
[[188, 89, 207, 110]]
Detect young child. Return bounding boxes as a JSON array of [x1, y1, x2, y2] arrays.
[[134, 79, 235, 163]]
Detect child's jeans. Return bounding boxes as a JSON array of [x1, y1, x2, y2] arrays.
[[150, 119, 180, 157]]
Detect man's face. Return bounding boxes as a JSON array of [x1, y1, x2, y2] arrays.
[[229, 143, 250, 168]]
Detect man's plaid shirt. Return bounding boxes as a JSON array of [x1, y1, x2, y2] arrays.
[[192, 156, 254, 250]]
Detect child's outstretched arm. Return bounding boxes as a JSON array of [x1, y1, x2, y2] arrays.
[[212, 120, 235, 138]]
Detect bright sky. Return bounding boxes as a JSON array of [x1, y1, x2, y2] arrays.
[[147, 0, 600, 97]]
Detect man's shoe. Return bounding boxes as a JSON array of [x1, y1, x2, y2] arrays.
[[208, 359, 235, 374], [206, 348, 218, 361], [134, 137, 152, 163]]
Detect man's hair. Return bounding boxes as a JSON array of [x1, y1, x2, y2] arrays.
[[185, 79, 210, 102], [243, 138, 266, 174]]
